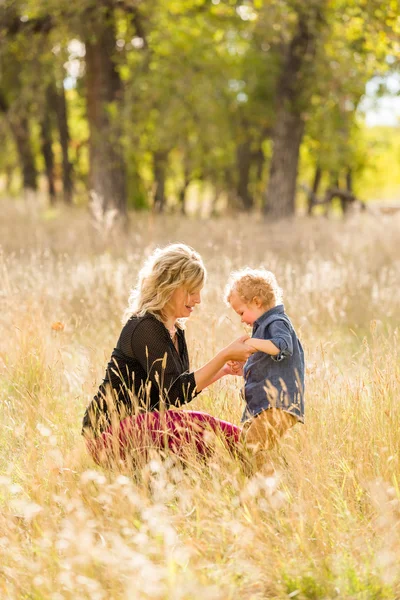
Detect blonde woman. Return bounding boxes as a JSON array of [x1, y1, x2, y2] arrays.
[[83, 243, 254, 466]]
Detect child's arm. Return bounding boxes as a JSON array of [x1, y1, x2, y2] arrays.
[[244, 338, 280, 356], [245, 320, 294, 360]]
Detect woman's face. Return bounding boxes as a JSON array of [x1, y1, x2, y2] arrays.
[[167, 285, 202, 319]]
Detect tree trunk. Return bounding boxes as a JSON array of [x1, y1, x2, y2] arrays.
[[346, 168, 352, 192], [224, 168, 236, 210], [13, 115, 38, 192], [40, 106, 56, 204], [5, 165, 14, 192], [52, 84, 73, 204], [263, 11, 320, 219], [307, 164, 322, 215], [236, 139, 253, 211], [178, 180, 190, 215], [254, 147, 265, 184], [342, 168, 353, 213], [85, 1, 126, 214], [153, 151, 168, 213], [264, 111, 304, 218], [179, 162, 191, 215], [210, 185, 221, 217], [330, 172, 340, 188]]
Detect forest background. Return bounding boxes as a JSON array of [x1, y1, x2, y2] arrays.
[[1, 0, 400, 218]]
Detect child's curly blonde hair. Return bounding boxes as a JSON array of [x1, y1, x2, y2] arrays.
[[225, 268, 283, 309]]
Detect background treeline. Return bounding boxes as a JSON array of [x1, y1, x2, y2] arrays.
[[0, 0, 399, 218]]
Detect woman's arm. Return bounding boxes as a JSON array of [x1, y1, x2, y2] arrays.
[[193, 336, 254, 392], [203, 359, 245, 386], [133, 320, 254, 401]]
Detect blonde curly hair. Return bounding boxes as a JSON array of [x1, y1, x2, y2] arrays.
[[225, 268, 282, 309], [124, 243, 206, 323]]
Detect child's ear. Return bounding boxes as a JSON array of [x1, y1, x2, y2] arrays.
[[253, 296, 263, 308]]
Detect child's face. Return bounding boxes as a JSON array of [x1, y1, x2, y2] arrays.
[[229, 291, 266, 326]]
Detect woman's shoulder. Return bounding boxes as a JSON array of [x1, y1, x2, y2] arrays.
[[124, 312, 165, 333], [117, 313, 167, 357]]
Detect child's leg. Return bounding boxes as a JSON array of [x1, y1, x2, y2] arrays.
[[242, 409, 297, 473]]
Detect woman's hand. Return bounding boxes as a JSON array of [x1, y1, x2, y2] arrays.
[[223, 335, 255, 362], [194, 336, 254, 392]]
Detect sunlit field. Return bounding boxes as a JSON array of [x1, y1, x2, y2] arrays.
[[1, 199, 400, 599]]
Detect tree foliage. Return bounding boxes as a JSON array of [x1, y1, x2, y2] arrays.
[[0, 0, 399, 216]]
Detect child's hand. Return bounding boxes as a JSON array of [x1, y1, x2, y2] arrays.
[[223, 360, 244, 376]]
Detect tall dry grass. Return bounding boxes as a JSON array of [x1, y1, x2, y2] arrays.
[[0, 199, 400, 599]]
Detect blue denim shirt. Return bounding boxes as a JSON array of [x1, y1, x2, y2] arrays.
[[242, 305, 305, 423]]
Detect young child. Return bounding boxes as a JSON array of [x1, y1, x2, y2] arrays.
[[225, 268, 304, 471]]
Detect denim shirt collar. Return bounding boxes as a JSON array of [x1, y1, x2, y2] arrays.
[[253, 304, 285, 333]]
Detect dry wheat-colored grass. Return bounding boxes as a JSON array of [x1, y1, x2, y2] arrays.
[[0, 199, 400, 599]]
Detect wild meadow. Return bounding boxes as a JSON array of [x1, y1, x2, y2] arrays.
[[1, 199, 400, 599]]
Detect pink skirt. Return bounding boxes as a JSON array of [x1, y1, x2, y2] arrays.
[[86, 409, 242, 467]]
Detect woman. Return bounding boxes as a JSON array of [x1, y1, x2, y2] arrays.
[[83, 243, 253, 467]]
